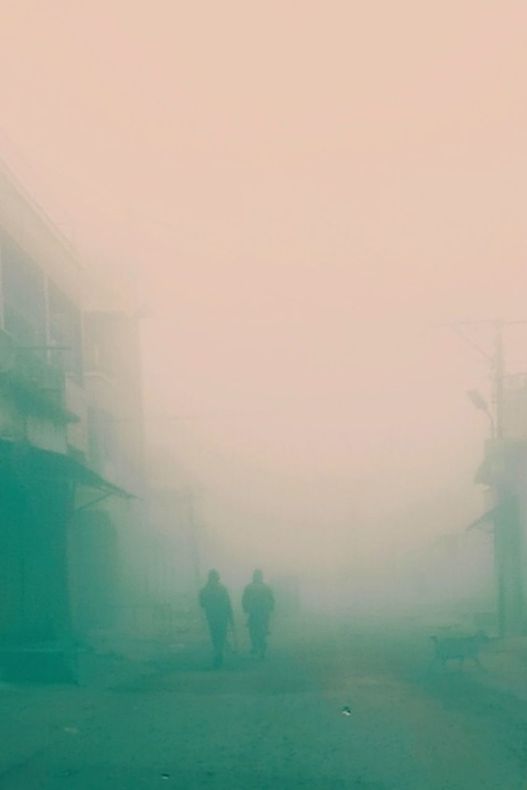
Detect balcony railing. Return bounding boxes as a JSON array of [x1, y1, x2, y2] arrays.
[[0, 329, 78, 424]]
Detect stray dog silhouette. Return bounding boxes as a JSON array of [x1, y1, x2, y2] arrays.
[[430, 631, 490, 670]]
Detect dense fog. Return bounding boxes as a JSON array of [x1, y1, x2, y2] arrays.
[[2, 1, 527, 623]]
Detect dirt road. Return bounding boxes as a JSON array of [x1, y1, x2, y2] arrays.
[[1, 623, 527, 789]]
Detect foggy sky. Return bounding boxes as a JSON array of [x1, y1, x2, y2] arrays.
[[1, 1, 527, 576]]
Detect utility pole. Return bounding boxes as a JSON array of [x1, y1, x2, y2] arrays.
[[445, 319, 527, 636], [493, 320, 505, 441], [491, 320, 508, 637], [187, 493, 202, 594]]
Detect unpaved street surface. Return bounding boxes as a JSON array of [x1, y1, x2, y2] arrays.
[[1, 624, 527, 789]]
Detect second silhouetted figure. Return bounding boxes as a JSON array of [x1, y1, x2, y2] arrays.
[[242, 569, 275, 659]]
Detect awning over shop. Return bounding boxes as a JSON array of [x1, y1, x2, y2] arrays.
[[0, 439, 132, 502], [475, 439, 527, 486], [475, 456, 494, 486], [466, 507, 498, 532]]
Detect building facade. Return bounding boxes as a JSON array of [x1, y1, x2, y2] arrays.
[[0, 161, 145, 667]]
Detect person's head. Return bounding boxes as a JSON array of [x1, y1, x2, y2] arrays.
[[208, 569, 220, 584], [252, 569, 263, 583]]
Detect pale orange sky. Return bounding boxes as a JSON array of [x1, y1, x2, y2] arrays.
[[1, 1, 526, 574]]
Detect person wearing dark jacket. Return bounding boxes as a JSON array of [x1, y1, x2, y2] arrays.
[[242, 569, 275, 659], [199, 569, 234, 668]]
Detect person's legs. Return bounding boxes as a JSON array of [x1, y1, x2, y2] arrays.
[[248, 618, 259, 654], [209, 620, 227, 668], [258, 615, 269, 658], [249, 615, 268, 659]]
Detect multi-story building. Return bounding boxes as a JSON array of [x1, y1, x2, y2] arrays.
[[0, 160, 145, 675], [68, 272, 146, 638], [136, 444, 203, 637]]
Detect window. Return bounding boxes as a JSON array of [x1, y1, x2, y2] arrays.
[[1, 236, 47, 351], [47, 281, 83, 380]]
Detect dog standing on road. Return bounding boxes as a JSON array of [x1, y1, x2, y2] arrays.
[[430, 631, 490, 669]]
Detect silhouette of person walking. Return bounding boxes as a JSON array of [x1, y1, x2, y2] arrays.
[[199, 569, 234, 669], [242, 569, 275, 659]]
